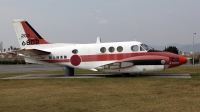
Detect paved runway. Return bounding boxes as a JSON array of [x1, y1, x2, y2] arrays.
[[2, 73, 191, 79], [0, 64, 62, 74], [0, 65, 191, 79]]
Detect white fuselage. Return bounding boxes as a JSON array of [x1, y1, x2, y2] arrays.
[[25, 41, 146, 70]]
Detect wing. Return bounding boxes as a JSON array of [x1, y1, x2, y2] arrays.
[[18, 49, 51, 56], [116, 55, 169, 65], [96, 55, 169, 70]]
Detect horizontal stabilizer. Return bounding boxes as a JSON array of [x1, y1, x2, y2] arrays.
[[18, 49, 51, 55]]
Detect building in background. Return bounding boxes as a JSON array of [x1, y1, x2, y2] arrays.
[[0, 41, 24, 60], [0, 41, 2, 53]]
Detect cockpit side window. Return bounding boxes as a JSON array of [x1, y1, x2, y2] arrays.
[[140, 46, 145, 51], [131, 45, 138, 51], [140, 44, 154, 51]]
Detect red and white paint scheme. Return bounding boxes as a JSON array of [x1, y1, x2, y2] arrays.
[[12, 19, 187, 76]]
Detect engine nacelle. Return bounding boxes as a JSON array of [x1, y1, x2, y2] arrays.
[[102, 65, 165, 73]]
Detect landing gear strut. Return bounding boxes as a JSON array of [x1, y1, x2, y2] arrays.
[[65, 66, 74, 76]]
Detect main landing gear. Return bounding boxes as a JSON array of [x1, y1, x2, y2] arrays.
[[65, 66, 74, 76], [121, 73, 141, 77]]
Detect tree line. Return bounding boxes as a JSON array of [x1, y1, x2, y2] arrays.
[[1, 46, 20, 52], [164, 46, 199, 64], [0, 60, 26, 65]]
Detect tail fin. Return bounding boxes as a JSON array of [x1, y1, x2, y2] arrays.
[[12, 19, 50, 49]]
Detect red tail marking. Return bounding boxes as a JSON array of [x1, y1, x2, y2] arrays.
[[21, 21, 50, 44]]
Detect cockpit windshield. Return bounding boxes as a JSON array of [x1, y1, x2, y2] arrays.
[[140, 44, 154, 51]]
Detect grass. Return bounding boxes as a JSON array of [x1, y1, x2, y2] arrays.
[[1, 66, 200, 112], [0, 69, 105, 78]]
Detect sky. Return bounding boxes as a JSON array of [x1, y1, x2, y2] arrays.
[[0, 0, 200, 50]]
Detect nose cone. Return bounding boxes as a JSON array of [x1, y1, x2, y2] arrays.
[[179, 56, 187, 65]]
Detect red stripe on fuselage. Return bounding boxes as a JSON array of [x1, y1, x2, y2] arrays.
[[81, 52, 172, 62], [40, 52, 174, 64], [41, 59, 70, 63]]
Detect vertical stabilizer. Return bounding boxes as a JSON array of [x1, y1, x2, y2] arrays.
[[12, 19, 50, 49]]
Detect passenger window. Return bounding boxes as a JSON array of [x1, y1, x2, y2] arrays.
[[53, 56, 55, 59], [60, 56, 63, 59], [100, 47, 106, 53], [131, 45, 138, 51], [49, 56, 52, 59], [72, 49, 78, 54], [64, 55, 67, 59], [109, 47, 115, 53], [56, 56, 59, 59], [117, 46, 123, 52]]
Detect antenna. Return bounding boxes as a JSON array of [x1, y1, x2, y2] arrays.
[[96, 37, 101, 43], [134, 36, 136, 41]]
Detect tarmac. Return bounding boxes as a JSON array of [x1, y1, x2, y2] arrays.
[[1, 73, 191, 79], [0, 65, 191, 79], [0, 64, 62, 74]]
